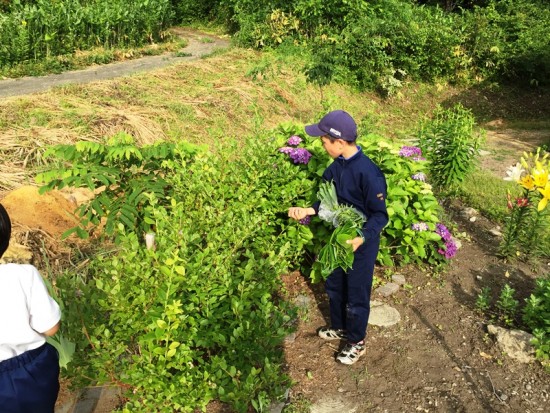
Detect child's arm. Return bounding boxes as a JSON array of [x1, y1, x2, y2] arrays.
[[41, 321, 60, 337], [288, 207, 315, 220]]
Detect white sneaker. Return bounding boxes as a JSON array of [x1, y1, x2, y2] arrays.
[[318, 327, 346, 340], [336, 342, 365, 365]]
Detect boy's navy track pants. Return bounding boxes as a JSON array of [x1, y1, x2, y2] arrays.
[[325, 235, 380, 344]]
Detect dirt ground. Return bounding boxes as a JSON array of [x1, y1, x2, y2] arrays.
[[280, 214, 549, 413], [0, 28, 549, 413]]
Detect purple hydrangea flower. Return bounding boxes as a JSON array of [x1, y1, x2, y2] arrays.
[[279, 147, 312, 164], [298, 215, 311, 225], [438, 239, 457, 259], [411, 172, 427, 182], [291, 148, 312, 164], [411, 222, 429, 231], [287, 135, 303, 146], [435, 223, 452, 242], [399, 146, 423, 158]]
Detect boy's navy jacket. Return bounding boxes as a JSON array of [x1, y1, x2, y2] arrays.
[[314, 147, 389, 242]]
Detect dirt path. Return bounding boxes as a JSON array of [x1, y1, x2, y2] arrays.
[[0, 28, 230, 99], [282, 213, 549, 412]]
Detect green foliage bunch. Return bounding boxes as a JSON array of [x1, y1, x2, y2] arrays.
[[56, 134, 321, 411], [312, 181, 366, 280], [416, 104, 483, 190], [361, 138, 454, 267], [462, 0, 550, 86], [523, 275, 550, 364], [0, 0, 173, 67], [36, 132, 204, 240]]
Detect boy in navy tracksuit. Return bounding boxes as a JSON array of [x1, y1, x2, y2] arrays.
[[288, 110, 388, 365]]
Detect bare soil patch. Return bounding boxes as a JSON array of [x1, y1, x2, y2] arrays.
[[281, 207, 549, 412], [482, 124, 550, 177]]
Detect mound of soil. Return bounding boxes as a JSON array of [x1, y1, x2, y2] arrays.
[[1, 185, 80, 239]]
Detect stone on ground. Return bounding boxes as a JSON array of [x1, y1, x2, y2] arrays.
[[369, 300, 401, 327]]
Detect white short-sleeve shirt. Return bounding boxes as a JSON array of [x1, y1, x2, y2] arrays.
[[0, 263, 61, 362]]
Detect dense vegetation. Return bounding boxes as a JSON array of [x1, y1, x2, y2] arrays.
[[1, 1, 549, 89], [39, 118, 462, 411], [2, 0, 548, 411]]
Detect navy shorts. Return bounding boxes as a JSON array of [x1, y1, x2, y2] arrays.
[[0, 343, 60, 413]]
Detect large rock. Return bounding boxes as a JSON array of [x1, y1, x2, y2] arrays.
[[369, 300, 401, 327], [487, 324, 535, 363]]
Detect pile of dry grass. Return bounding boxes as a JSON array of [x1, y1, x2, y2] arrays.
[[0, 48, 393, 191]]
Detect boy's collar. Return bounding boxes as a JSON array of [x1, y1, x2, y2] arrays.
[[338, 145, 361, 161]]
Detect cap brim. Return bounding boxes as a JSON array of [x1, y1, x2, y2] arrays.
[[305, 123, 325, 137]]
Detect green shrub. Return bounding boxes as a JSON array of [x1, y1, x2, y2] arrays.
[[57, 135, 309, 411], [274, 125, 456, 270], [362, 138, 455, 266], [36, 132, 205, 240], [523, 275, 550, 364], [48, 123, 457, 410], [465, 0, 550, 86], [417, 104, 484, 190]]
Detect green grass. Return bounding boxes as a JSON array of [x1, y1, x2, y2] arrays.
[[0, 39, 187, 79], [458, 168, 518, 222]]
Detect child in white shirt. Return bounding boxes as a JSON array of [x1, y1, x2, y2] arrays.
[[0, 203, 61, 413]]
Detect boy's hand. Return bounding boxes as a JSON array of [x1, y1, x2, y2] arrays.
[[346, 237, 364, 252], [288, 207, 314, 221]]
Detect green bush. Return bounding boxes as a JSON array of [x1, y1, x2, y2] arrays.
[[48, 122, 456, 410], [36, 132, 204, 240], [56, 136, 309, 411], [304, 0, 464, 91], [361, 138, 454, 266], [417, 104, 484, 190], [272, 124, 456, 270], [462, 0, 550, 85], [523, 275, 550, 364]]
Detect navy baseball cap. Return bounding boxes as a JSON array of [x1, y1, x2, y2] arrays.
[[305, 110, 357, 141]]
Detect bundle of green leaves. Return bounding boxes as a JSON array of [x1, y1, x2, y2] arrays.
[[312, 181, 366, 281]]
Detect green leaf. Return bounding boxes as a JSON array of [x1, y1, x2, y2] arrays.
[[46, 335, 75, 369]]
